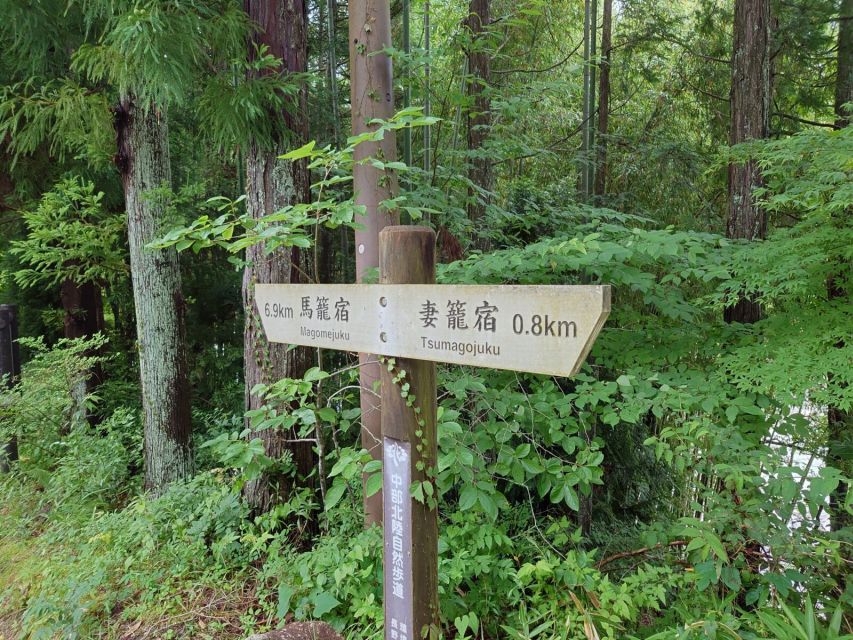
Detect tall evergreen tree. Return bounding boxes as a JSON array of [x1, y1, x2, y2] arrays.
[[68, 0, 253, 491], [11, 177, 121, 424], [114, 98, 192, 491], [726, 0, 770, 324], [827, 0, 852, 536], [241, 0, 314, 515], [836, 0, 853, 128]]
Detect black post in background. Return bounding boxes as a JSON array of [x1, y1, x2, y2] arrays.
[[0, 304, 21, 472]]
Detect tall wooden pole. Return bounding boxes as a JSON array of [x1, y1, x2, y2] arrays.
[[0, 304, 21, 472], [349, 0, 401, 526], [242, 0, 314, 515], [379, 227, 439, 640]]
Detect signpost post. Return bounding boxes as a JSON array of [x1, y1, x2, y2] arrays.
[[256, 226, 610, 640]]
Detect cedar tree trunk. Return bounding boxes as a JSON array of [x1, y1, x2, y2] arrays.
[[115, 98, 192, 493], [726, 0, 770, 324], [827, 0, 852, 536], [61, 278, 105, 426], [242, 0, 314, 515]]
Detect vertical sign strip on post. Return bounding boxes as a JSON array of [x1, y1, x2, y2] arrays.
[[379, 227, 439, 640], [383, 439, 413, 638]]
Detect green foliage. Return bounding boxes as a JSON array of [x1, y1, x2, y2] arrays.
[[154, 107, 440, 256], [11, 176, 126, 289], [0, 335, 107, 469], [0, 79, 114, 168], [71, 0, 251, 108], [712, 127, 853, 409], [755, 594, 852, 640], [0, 0, 851, 638], [197, 44, 307, 154]]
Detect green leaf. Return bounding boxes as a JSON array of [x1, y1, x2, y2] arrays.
[[704, 532, 729, 562], [280, 140, 316, 161], [277, 584, 294, 620], [459, 485, 478, 510], [311, 591, 340, 617], [365, 471, 383, 497], [324, 480, 347, 511], [478, 492, 498, 520], [564, 486, 580, 511]]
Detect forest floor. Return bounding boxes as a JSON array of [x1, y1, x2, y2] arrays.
[[0, 530, 28, 640], [0, 488, 258, 640]]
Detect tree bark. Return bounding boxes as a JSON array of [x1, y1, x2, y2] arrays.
[[726, 0, 770, 324], [115, 98, 192, 494], [60, 278, 105, 426], [349, 0, 400, 527], [593, 0, 612, 199], [242, 0, 314, 516], [0, 304, 21, 472], [835, 0, 853, 129], [465, 0, 492, 250], [827, 0, 852, 537]]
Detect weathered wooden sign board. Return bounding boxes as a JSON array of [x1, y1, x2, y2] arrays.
[[257, 226, 611, 640], [255, 283, 609, 377]]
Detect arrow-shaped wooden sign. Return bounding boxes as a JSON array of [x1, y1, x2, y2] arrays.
[[255, 283, 610, 377]]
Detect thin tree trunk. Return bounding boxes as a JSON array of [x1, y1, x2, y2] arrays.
[[242, 0, 314, 516], [593, 0, 612, 199], [726, 0, 770, 324], [115, 98, 192, 494], [60, 278, 105, 426], [835, 0, 853, 129], [586, 0, 597, 196], [0, 304, 21, 472], [349, 0, 400, 526], [827, 0, 852, 536], [725, 1, 771, 601], [327, 0, 342, 147], [466, 0, 492, 250]]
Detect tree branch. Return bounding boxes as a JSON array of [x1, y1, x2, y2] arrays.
[[597, 540, 688, 569], [493, 39, 583, 76], [773, 112, 835, 128]]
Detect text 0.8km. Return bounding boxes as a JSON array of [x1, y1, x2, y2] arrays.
[[511, 314, 577, 338]]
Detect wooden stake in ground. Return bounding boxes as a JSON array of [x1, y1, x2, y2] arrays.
[[378, 227, 439, 640]]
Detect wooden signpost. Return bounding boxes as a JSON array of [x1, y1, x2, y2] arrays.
[[257, 226, 610, 640]]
